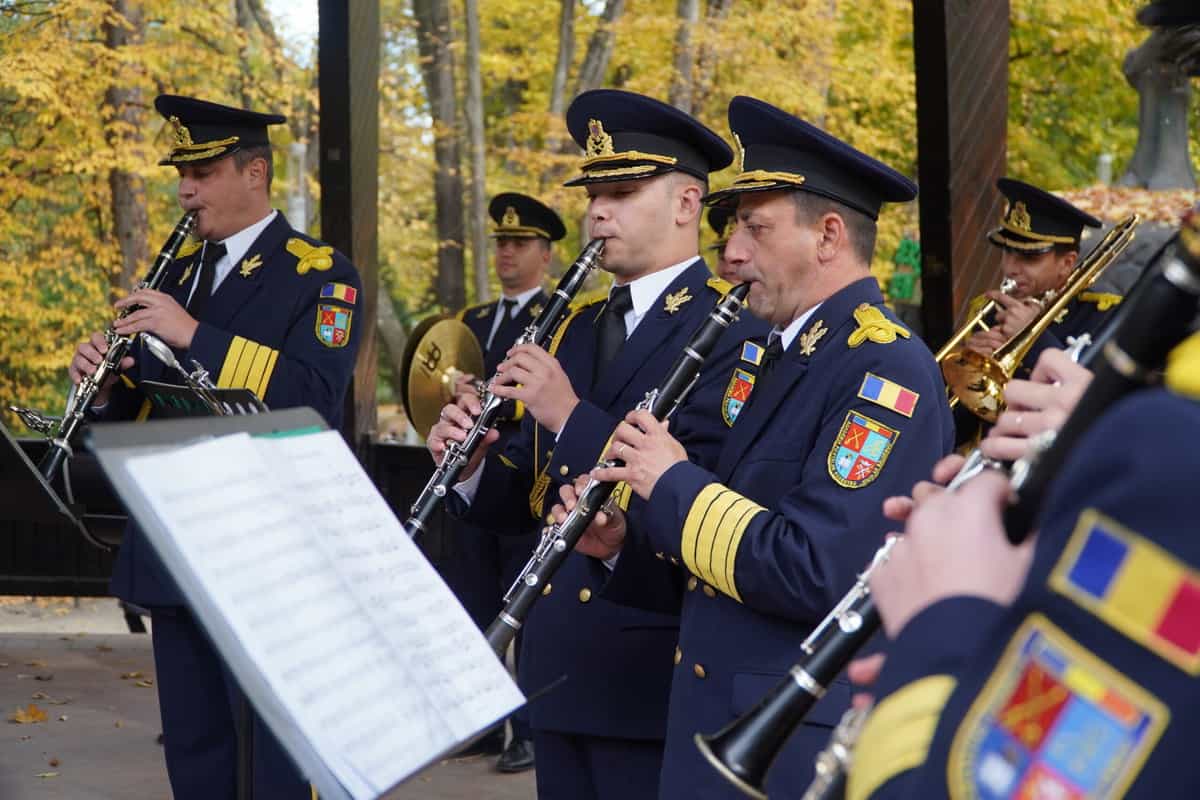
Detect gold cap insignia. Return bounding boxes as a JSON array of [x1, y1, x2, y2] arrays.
[[734, 132, 746, 174], [798, 319, 828, 356], [664, 287, 693, 314], [169, 116, 194, 148], [1007, 201, 1033, 234], [502, 206, 520, 227], [587, 119, 615, 159]]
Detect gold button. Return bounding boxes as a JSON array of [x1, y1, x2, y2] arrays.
[[579, 588, 592, 603], [655, 552, 665, 561], [546, 450, 553, 459], [687, 577, 698, 591], [546, 513, 555, 524], [559, 465, 569, 476], [703, 585, 717, 598], [542, 583, 552, 596], [670, 557, 679, 565], [673, 646, 682, 665], [693, 664, 706, 679]]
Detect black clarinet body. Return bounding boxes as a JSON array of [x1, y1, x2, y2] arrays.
[[484, 282, 751, 657], [33, 211, 198, 480], [403, 239, 606, 540], [695, 539, 895, 799]]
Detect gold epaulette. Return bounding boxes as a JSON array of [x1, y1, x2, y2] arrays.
[[1167, 331, 1200, 400], [1079, 291, 1123, 311], [457, 302, 488, 322], [177, 239, 202, 259], [706, 275, 734, 296]]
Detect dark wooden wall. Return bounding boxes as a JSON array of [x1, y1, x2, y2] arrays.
[[319, 0, 380, 451], [912, 0, 1010, 349]]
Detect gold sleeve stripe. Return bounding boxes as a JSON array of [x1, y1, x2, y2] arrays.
[[681, 483, 765, 602], [135, 398, 152, 422], [547, 304, 590, 357], [120, 374, 137, 390], [846, 675, 957, 800], [216, 335, 280, 398]]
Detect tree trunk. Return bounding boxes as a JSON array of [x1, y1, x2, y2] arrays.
[[463, 0, 490, 303], [549, 0, 577, 117], [693, 0, 734, 112], [375, 290, 409, 402], [413, 0, 466, 310], [573, 0, 625, 96], [103, 0, 149, 297], [809, 0, 837, 128], [668, 0, 700, 113]]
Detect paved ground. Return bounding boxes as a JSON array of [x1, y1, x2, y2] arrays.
[[0, 597, 535, 799]]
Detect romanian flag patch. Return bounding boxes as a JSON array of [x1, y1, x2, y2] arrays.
[[827, 411, 898, 489], [315, 304, 353, 348], [857, 372, 919, 417], [722, 368, 756, 427], [740, 341, 764, 366], [320, 282, 357, 305], [1050, 509, 1200, 674], [949, 614, 1167, 800]]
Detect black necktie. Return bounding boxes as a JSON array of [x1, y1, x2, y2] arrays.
[[753, 333, 785, 396], [487, 298, 519, 349], [187, 242, 226, 319], [595, 284, 633, 384]]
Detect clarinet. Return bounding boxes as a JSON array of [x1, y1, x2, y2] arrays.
[[695, 537, 898, 800], [403, 239, 605, 540], [483, 282, 751, 657], [1004, 209, 1200, 543], [13, 211, 197, 481], [799, 706, 871, 800]]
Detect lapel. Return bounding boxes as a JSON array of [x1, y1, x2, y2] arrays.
[[716, 277, 886, 477], [589, 259, 712, 410], [202, 213, 293, 331]]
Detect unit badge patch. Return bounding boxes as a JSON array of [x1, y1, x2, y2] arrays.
[[827, 410, 898, 488], [320, 282, 358, 305], [315, 303, 353, 348], [949, 614, 1167, 800], [722, 368, 756, 427], [1050, 509, 1200, 674], [857, 372, 920, 417]]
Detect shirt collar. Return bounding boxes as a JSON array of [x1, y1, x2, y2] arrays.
[[612, 256, 697, 320], [499, 285, 544, 312], [775, 302, 823, 351], [218, 210, 278, 267]]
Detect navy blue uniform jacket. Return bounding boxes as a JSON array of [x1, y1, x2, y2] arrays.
[[456, 259, 768, 739], [108, 213, 362, 607], [603, 278, 954, 797], [850, 386, 1200, 800]]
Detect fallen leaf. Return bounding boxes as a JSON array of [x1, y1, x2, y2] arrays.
[[33, 674, 53, 682], [113, 720, 122, 728], [25, 660, 46, 668], [10, 704, 48, 724], [0, 662, 9, 668], [120, 671, 142, 680], [48, 758, 60, 767], [31, 692, 48, 700], [57, 715, 68, 722], [96, 645, 113, 653], [47, 698, 70, 706], [35, 772, 58, 779], [135, 679, 154, 688]]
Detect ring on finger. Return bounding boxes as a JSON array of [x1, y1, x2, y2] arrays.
[[1015, 414, 1024, 428], [617, 443, 628, 459]]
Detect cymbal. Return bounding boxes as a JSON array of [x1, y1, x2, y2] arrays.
[[401, 316, 484, 440]]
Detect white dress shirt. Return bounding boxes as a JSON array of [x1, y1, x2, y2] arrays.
[[185, 210, 278, 307]]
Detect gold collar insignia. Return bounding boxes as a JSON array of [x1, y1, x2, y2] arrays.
[[476, 305, 491, 318], [528, 303, 543, 319], [239, 254, 263, 278], [664, 287, 693, 314], [798, 319, 828, 356], [178, 264, 193, 286]]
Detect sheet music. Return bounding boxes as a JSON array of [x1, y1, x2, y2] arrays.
[[123, 430, 523, 799]]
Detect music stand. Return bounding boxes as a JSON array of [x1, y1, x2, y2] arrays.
[[0, 420, 103, 547]]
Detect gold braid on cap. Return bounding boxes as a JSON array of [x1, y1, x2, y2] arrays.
[[164, 116, 240, 161], [492, 206, 550, 238], [726, 135, 805, 190]]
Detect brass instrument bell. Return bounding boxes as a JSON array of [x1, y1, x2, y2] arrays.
[[400, 315, 485, 440]]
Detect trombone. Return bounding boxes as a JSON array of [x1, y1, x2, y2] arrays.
[[940, 214, 1139, 423]]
